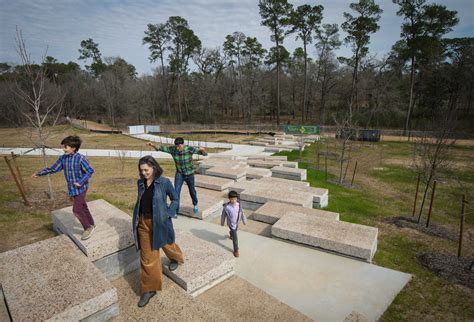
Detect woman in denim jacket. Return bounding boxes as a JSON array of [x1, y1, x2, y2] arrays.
[[132, 155, 184, 308]]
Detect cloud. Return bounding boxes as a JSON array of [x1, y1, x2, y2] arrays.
[[1, 0, 472, 75]]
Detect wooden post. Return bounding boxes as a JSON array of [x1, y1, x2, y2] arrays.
[[425, 180, 437, 228], [457, 194, 467, 257], [351, 161, 358, 186], [4, 156, 30, 206], [412, 173, 421, 216], [11, 152, 27, 195]]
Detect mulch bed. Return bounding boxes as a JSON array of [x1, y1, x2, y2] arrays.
[[417, 252, 474, 289], [384, 216, 457, 241]]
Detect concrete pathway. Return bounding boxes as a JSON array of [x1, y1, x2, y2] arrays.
[[174, 216, 411, 322]]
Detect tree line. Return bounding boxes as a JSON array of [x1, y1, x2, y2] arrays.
[[1, 0, 472, 135]]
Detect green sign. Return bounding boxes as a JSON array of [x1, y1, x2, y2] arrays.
[[284, 125, 320, 135]]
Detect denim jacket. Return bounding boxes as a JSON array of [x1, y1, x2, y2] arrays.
[[132, 176, 178, 250]]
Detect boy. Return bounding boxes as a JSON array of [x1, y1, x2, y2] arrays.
[[221, 190, 247, 257], [148, 138, 207, 214], [32, 135, 96, 240]]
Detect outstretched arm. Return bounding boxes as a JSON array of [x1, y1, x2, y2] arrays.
[[32, 157, 63, 178], [148, 141, 173, 154]]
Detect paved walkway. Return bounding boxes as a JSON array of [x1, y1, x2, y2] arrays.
[[174, 216, 411, 322]]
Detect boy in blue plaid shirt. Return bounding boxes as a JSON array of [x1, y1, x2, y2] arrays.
[[32, 135, 96, 240]]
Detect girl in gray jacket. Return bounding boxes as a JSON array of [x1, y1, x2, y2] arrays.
[[221, 190, 247, 257]]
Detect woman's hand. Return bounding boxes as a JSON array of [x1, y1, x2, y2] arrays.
[[147, 142, 157, 150]]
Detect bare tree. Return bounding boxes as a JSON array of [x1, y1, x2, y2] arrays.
[[334, 115, 354, 184], [11, 27, 64, 199], [413, 110, 456, 223]]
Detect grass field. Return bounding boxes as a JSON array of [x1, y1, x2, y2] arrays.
[[0, 127, 473, 320]]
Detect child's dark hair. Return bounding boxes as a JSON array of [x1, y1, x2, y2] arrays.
[[138, 155, 164, 179], [61, 135, 82, 151], [174, 137, 184, 145], [228, 190, 239, 199]]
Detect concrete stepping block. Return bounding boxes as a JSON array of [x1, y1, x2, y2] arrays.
[[272, 212, 378, 262], [178, 187, 227, 220], [240, 187, 314, 210], [206, 166, 247, 180], [246, 167, 272, 180], [198, 159, 247, 174], [271, 166, 307, 181], [247, 159, 284, 168], [194, 174, 235, 191], [253, 201, 339, 224], [264, 146, 289, 153], [258, 176, 310, 187], [249, 141, 269, 146], [52, 199, 138, 280], [162, 230, 235, 297], [282, 161, 298, 168], [232, 177, 327, 208], [0, 235, 118, 321]]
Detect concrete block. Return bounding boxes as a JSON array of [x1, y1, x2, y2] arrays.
[[178, 187, 227, 220], [240, 199, 266, 211], [247, 159, 283, 168], [240, 188, 313, 208], [0, 288, 10, 322], [253, 201, 339, 224], [51, 199, 134, 262], [93, 245, 139, 281], [0, 235, 118, 321], [265, 156, 288, 161], [194, 174, 235, 191], [258, 176, 310, 187], [162, 230, 235, 297], [249, 141, 269, 146], [271, 166, 307, 181], [282, 161, 298, 168], [246, 167, 272, 179], [206, 166, 247, 180], [272, 212, 378, 262]]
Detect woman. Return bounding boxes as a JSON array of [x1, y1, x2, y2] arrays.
[[132, 155, 185, 308]]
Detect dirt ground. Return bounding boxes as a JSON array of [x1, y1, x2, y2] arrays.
[[111, 271, 311, 321]]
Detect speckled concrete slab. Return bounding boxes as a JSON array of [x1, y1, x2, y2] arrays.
[[0, 235, 118, 321], [272, 211, 378, 262], [205, 166, 247, 180], [247, 159, 284, 168], [246, 167, 272, 179], [178, 187, 227, 220], [193, 174, 235, 191], [240, 187, 314, 208], [162, 230, 235, 297], [253, 201, 339, 224], [51, 199, 134, 261], [271, 166, 307, 181]]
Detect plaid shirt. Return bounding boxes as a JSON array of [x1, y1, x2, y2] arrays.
[[37, 153, 94, 196], [156, 145, 203, 175]]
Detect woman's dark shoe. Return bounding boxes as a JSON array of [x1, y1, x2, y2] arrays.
[[169, 260, 179, 271], [138, 291, 156, 307]]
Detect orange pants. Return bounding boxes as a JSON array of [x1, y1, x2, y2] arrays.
[[138, 216, 184, 294]]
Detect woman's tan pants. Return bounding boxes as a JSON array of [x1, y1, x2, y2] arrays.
[[138, 216, 184, 294]]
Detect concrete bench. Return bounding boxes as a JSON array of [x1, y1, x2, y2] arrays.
[[272, 212, 378, 262], [194, 174, 235, 191], [253, 201, 339, 224], [162, 230, 235, 297], [246, 167, 272, 180], [0, 235, 119, 321], [178, 187, 227, 220], [271, 166, 307, 181], [52, 199, 139, 280]]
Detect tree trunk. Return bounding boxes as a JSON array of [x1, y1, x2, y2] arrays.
[[302, 41, 308, 123], [404, 56, 416, 139]]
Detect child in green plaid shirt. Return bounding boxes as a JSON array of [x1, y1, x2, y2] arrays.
[[148, 137, 207, 214]]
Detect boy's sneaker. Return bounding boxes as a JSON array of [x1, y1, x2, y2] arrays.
[[81, 225, 95, 240], [233, 250, 239, 258], [193, 205, 199, 214]]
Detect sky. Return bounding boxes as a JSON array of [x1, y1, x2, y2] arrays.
[[1, 0, 473, 76]]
